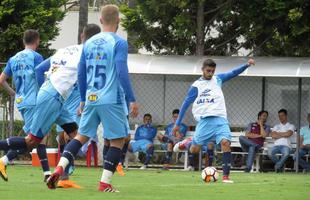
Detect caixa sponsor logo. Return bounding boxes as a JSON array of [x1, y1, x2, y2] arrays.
[[196, 98, 215, 104]]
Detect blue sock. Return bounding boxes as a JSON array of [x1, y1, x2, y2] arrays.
[[62, 139, 83, 164], [0, 137, 27, 151], [37, 144, 50, 172], [164, 151, 173, 164], [6, 150, 19, 161], [222, 152, 232, 176], [207, 149, 214, 166], [144, 146, 154, 165], [120, 142, 129, 164], [104, 146, 122, 173], [188, 150, 195, 167]]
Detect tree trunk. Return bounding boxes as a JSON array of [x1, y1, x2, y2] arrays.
[[78, 0, 88, 44], [196, 0, 205, 55]]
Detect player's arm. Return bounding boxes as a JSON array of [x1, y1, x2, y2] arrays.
[[0, 61, 15, 96], [173, 86, 198, 134], [78, 47, 87, 113], [115, 40, 138, 117], [218, 58, 255, 83], [35, 58, 51, 87]]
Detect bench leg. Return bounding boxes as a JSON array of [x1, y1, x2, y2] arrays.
[[184, 151, 188, 170], [255, 155, 260, 172]]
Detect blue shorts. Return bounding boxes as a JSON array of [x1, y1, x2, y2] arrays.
[[130, 139, 152, 153], [30, 88, 74, 138], [78, 103, 129, 140], [193, 116, 231, 145], [19, 106, 35, 133]]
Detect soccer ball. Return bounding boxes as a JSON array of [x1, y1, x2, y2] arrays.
[[201, 167, 219, 183]]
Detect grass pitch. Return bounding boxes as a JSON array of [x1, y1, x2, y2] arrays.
[[0, 166, 309, 200]]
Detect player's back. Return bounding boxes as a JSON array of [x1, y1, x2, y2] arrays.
[[82, 32, 126, 105], [7, 49, 42, 108]]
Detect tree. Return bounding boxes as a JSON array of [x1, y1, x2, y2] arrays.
[[78, 0, 88, 44], [120, 0, 310, 56], [0, 0, 69, 60]]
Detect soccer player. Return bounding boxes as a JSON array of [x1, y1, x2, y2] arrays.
[[0, 25, 100, 182], [47, 5, 138, 192], [173, 58, 255, 183], [0, 29, 49, 181], [128, 113, 157, 169], [157, 109, 187, 170]]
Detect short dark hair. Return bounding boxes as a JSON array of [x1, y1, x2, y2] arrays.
[[257, 110, 268, 119], [202, 59, 216, 69], [278, 109, 288, 115], [172, 109, 179, 115], [23, 29, 39, 45], [144, 113, 152, 118], [82, 24, 101, 41]]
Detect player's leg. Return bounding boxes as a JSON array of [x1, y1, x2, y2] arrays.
[[187, 144, 201, 171], [116, 135, 130, 176], [140, 140, 154, 169], [37, 136, 51, 182], [205, 142, 214, 167], [163, 141, 173, 170]]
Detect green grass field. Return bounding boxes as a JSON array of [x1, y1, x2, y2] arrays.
[[1, 166, 310, 200]]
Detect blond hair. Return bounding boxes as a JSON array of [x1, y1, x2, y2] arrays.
[[100, 4, 119, 25]]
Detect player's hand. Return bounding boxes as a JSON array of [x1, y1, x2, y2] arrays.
[[247, 58, 255, 66], [172, 125, 180, 136], [77, 102, 85, 116], [130, 102, 139, 118]]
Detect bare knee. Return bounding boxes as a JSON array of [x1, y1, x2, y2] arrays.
[[207, 142, 214, 150], [190, 145, 201, 154], [74, 133, 89, 145], [25, 135, 40, 150], [221, 139, 231, 152]]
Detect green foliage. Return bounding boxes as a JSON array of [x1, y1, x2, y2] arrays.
[[121, 0, 310, 56], [0, 0, 69, 61]]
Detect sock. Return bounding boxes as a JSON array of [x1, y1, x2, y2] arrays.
[[120, 142, 129, 165], [222, 152, 232, 176], [0, 137, 27, 151], [6, 150, 19, 163], [37, 144, 50, 173], [103, 145, 109, 161], [144, 146, 154, 165], [165, 151, 173, 164], [0, 155, 9, 165], [59, 139, 82, 169], [207, 149, 214, 166], [102, 146, 122, 184], [188, 150, 195, 167]]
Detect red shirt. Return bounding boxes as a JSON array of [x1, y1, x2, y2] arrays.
[[247, 122, 270, 147]]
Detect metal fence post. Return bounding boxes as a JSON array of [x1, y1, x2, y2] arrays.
[[295, 78, 302, 172]]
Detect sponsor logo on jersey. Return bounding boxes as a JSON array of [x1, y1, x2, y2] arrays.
[[88, 94, 98, 102], [16, 97, 23, 104]]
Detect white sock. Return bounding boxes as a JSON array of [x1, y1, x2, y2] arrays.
[[44, 171, 51, 176], [100, 169, 113, 184], [0, 156, 9, 165], [57, 157, 69, 170]]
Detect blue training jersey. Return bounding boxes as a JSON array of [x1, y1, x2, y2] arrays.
[[134, 124, 157, 142], [78, 32, 136, 105], [3, 49, 43, 108]]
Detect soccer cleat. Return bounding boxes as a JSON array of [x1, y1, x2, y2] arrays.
[[44, 174, 51, 182], [68, 165, 75, 175], [222, 176, 234, 183], [173, 138, 192, 152], [98, 182, 119, 193], [116, 163, 125, 176], [57, 180, 82, 189], [140, 165, 147, 170], [46, 166, 64, 189], [0, 160, 8, 182]]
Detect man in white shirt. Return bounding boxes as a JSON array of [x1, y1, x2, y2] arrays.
[[268, 109, 295, 172]]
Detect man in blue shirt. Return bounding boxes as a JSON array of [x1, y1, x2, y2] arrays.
[[158, 109, 187, 170], [297, 114, 310, 171], [128, 113, 157, 169], [0, 29, 50, 182], [173, 58, 255, 183], [48, 5, 138, 192]]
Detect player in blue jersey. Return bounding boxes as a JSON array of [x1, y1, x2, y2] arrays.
[[0, 25, 100, 183], [47, 5, 138, 192], [173, 58, 255, 183], [128, 113, 157, 169], [0, 29, 50, 181], [158, 109, 187, 170]]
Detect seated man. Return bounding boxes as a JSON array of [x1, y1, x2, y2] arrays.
[[239, 110, 271, 172], [297, 114, 310, 172], [268, 109, 295, 172], [128, 113, 157, 169], [157, 109, 187, 169]]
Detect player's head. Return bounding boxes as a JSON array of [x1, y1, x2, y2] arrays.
[[257, 110, 268, 123], [100, 4, 120, 32], [23, 29, 40, 48], [202, 59, 216, 80], [143, 113, 152, 125], [172, 109, 179, 123], [278, 109, 288, 123], [81, 24, 101, 43]]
